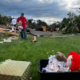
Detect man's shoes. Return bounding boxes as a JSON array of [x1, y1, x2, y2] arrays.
[[25, 38, 27, 40]]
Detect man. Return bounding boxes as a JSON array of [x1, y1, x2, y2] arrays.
[[11, 17, 16, 30], [16, 13, 28, 40]]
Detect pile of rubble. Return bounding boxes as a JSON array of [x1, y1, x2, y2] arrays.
[[35, 26, 60, 32], [0, 25, 12, 29], [0, 25, 19, 37], [0, 25, 19, 43], [0, 36, 18, 43]]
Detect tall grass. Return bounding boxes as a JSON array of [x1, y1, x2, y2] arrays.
[[0, 34, 80, 80]]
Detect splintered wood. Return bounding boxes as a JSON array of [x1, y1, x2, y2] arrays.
[[0, 25, 12, 29], [0, 29, 19, 37], [0, 25, 19, 37]]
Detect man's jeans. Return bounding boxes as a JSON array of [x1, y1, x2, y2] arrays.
[[20, 28, 27, 39]]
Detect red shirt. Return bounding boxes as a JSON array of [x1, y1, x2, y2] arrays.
[[17, 17, 27, 29]]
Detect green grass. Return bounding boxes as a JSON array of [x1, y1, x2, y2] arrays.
[[43, 33, 74, 39], [0, 34, 80, 80]]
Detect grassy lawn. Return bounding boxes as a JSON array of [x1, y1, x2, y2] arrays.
[[43, 33, 74, 39], [0, 34, 80, 80]]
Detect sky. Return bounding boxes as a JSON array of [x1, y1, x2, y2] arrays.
[[0, 0, 80, 25]]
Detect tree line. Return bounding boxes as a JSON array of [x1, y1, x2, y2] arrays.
[[1, 9, 80, 34], [59, 8, 80, 33], [28, 19, 49, 29], [0, 14, 12, 25], [0, 14, 60, 31]]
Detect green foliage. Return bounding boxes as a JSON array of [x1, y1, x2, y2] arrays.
[[7, 16, 12, 22], [28, 19, 33, 24], [0, 34, 80, 80], [5, 32, 9, 37], [59, 23, 65, 30], [28, 19, 49, 29], [42, 21, 49, 28], [0, 14, 12, 25], [60, 11, 80, 33]]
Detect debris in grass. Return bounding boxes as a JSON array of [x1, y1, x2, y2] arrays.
[[4, 39, 11, 42], [8, 36, 18, 40], [0, 41, 3, 43]]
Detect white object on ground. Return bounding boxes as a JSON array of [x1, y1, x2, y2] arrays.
[[4, 39, 11, 42], [9, 30, 16, 32], [12, 27, 14, 31], [9, 26, 15, 32], [37, 35, 40, 37], [0, 41, 3, 43]]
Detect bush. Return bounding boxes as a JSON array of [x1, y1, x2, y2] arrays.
[[0, 14, 12, 25]]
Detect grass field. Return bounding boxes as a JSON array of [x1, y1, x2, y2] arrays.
[[0, 34, 80, 80]]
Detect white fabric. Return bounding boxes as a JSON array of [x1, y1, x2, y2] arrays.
[[18, 26, 23, 29], [42, 55, 69, 72], [18, 26, 23, 32], [66, 55, 72, 67], [12, 19, 16, 25]]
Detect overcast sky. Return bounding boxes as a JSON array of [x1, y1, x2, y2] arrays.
[[0, 0, 80, 25]]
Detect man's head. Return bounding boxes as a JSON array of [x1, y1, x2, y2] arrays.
[[21, 13, 24, 18], [13, 17, 14, 19], [55, 52, 66, 61]]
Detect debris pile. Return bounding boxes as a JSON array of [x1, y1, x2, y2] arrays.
[[0, 25, 12, 29], [0, 25, 19, 37], [0, 36, 18, 43], [0, 25, 19, 43]]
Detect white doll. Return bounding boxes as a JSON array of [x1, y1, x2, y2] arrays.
[[18, 21, 23, 32], [42, 52, 69, 72]]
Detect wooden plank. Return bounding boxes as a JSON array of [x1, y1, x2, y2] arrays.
[[0, 28, 11, 31], [0, 29, 19, 37], [0, 25, 12, 29]]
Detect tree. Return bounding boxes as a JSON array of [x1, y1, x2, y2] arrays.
[[27, 19, 49, 29], [28, 19, 33, 28], [7, 16, 12, 22], [0, 14, 12, 25], [59, 12, 79, 33]]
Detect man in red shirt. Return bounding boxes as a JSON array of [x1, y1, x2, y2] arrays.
[[16, 13, 28, 40]]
